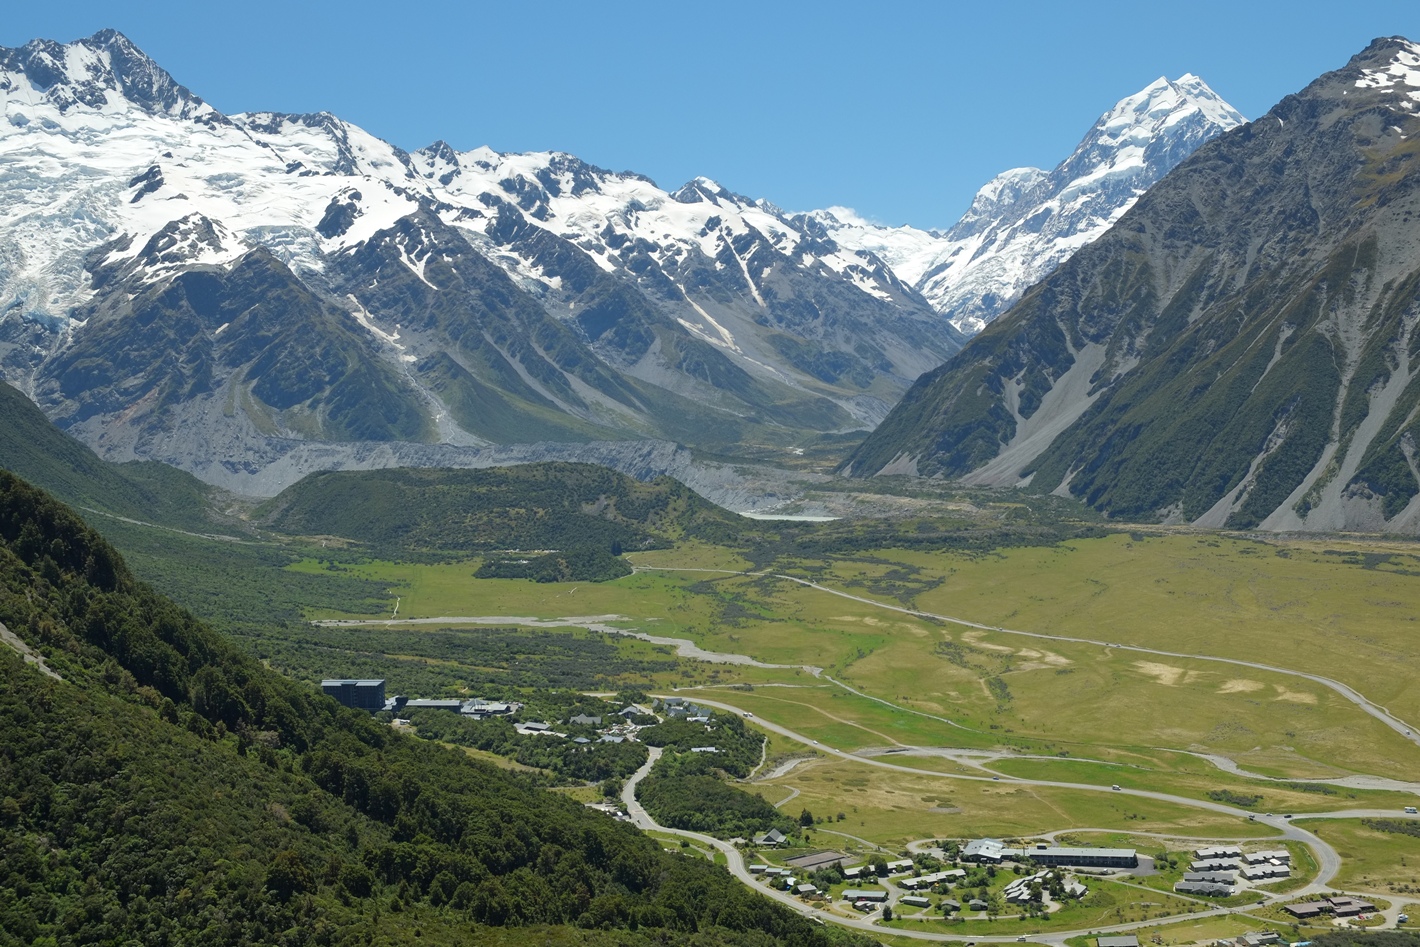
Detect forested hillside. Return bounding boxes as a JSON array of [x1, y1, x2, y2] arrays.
[[0, 469, 865, 947], [0, 381, 215, 532], [260, 462, 750, 552]]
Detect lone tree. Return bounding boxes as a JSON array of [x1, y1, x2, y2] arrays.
[[799, 808, 815, 827]]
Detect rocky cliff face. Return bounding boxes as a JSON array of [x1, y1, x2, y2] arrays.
[[0, 30, 963, 486], [845, 37, 1420, 534]]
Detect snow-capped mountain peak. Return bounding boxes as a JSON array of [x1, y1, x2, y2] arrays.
[[0, 29, 217, 123], [0, 29, 967, 481], [810, 73, 1245, 335]]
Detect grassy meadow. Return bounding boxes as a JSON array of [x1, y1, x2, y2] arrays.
[[750, 756, 1278, 848], [171, 519, 1420, 906], [1295, 818, 1420, 892]]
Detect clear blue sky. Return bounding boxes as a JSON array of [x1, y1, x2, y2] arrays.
[[5, 1, 1418, 228]]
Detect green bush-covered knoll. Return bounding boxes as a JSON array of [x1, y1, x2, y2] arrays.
[[475, 546, 632, 583], [407, 710, 649, 786], [259, 462, 750, 553], [636, 712, 794, 840], [639, 712, 765, 779], [637, 763, 795, 841], [0, 470, 863, 947]]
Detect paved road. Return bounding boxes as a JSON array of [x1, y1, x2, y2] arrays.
[[633, 565, 1420, 750], [772, 786, 802, 809], [616, 724, 1339, 944], [616, 696, 1418, 943], [684, 693, 1346, 884]]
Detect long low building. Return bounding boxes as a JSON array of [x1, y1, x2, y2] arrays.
[[1183, 871, 1236, 884], [1175, 881, 1234, 897], [841, 889, 888, 903], [1244, 849, 1290, 864], [962, 839, 1136, 868], [1032, 845, 1137, 868], [1190, 858, 1240, 872], [1195, 846, 1242, 859], [900, 869, 967, 890]]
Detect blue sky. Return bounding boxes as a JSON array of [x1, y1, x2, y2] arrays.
[[5, 1, 1418, 228]]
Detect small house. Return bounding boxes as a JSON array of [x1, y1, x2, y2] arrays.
[[1283, 902, 1327, 919], [755, 828, 787, 847], [1236, 933, 1281, 947]]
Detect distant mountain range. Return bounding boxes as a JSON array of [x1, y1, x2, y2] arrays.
[[846, 37, 1420, 534], [0, 30, 1239, 491], [0, 30, 960, 484]]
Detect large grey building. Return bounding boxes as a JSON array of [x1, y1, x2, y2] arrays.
[[962, 838, 1137, 868], [322, 679, 386, 711]]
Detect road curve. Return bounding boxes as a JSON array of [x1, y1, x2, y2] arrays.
[[615, 700, 1388, 944], [668, 694, 1345, 889], [632, 565, 1420, 751]]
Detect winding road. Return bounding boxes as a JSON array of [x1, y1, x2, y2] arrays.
[[629, 565, 1420, 750], [621, 692, 1420, 942], [616, 690, 1420, 944], [325, 566, 1419, 940]]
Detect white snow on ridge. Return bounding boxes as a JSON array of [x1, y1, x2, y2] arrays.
[[1354, 43, 1420, 104], [805, 74, 1245, 335], [0, 30, 1243, 354]]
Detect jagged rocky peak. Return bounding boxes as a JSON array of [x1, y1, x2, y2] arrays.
[[0, 29, 217, 121], [1335, 35, 1420, 104], [952, 167, 1047, 235], [800, 72, 1245, 336], [413, 139, 462, 185], [230, 110, 416, 179], [671, 176, 752, 207]]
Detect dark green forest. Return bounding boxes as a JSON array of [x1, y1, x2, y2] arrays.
[[406, 711, 649, 786], [474, 546, 633, 583], [635, 713, 795, 839], [258, 463, 751, 553], [0, 470, 868, 947], [0, 381, 216, 533]]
